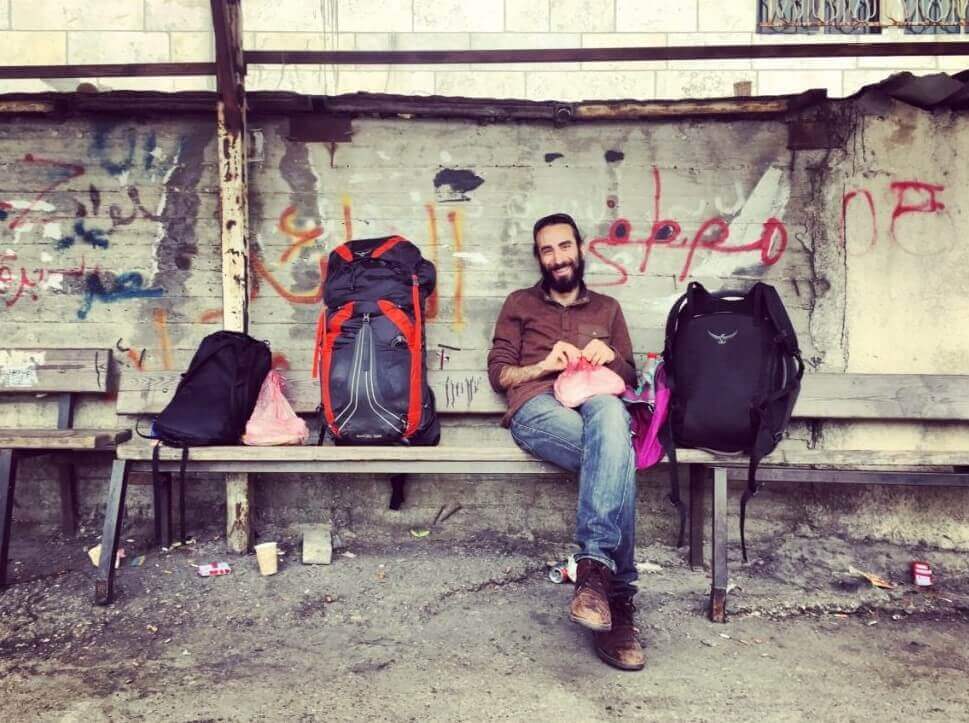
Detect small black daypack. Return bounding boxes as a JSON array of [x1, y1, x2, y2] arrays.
[[145, 331, 271, 540], [661, 282, 804, 560]]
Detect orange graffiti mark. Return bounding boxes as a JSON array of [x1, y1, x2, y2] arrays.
[[424, 203, 439, 320], [278, 205, 324, 263], [253, 256, 327, 305], [199, 308, 222, 323], [447, 210, 464, 332], [126, 348, 146, 371], [342, 195, 352, 242], [152, 308, 174, 370]]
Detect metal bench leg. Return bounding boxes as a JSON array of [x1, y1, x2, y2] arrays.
[[0, 449, 19, 589], [95, 459, 130, 605], [226, 472, 253, 554], [157, 473, 172, 549], [57, 461, 78, 537], [689, 464, 706, 569], [710, 465, 728, 623], [174, 472, 186, 544], [55, 394, 78, 537]]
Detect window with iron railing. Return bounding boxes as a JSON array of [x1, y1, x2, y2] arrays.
[[759, 0, 969, 33], [758, 1, 882, 34], [902, 0, 969, 34]]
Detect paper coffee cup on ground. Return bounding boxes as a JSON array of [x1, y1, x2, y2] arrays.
[[255, 542, 278, 576]]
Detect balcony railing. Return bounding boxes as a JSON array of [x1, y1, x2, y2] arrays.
[[760, 0, 969, 32]]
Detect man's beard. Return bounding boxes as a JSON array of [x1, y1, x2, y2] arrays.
[[541, 255, 584, 294]]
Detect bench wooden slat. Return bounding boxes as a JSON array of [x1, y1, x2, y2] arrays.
[[0, 349, 111, 393], [0, 429, 132, 450], [116, 438, 969, 468], [115, 370, 969, 420]]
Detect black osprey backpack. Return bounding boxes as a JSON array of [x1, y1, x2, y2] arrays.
[[661, 281, 804, 559], [314, 236, 440, 446]]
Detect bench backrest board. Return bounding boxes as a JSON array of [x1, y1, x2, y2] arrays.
[[0, 349, 111, 394], [116, 369, 969, 421]]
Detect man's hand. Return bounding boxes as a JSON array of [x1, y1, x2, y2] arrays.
[[582, 339, 616, 366], [539, 341, 582, 373]]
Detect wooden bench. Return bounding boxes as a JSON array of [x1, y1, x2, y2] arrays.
[[0, 348, 131, 588], [97, 368, 969, 616], [689, 372, 969, 622]]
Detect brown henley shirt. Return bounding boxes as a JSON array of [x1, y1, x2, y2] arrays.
[[487, 282, 637, 426]]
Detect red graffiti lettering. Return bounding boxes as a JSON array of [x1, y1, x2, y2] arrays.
[[588, 167, 788, 285], [890, 181, 946, 252], [841, 188, 877, 255], [640, 166, 683, 274], [841, 180, 948, 256], [0, 252, 90, 308], [6, 155, 86, 230]]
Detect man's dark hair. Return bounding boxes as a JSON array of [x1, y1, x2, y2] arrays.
[[532, 213, 584, 257]]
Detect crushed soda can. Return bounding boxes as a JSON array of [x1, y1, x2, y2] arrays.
[[197, 561, 232, 577], [548, 563, 570, 584], [911, 561, 933, 587], [547, 555, 578, 584]]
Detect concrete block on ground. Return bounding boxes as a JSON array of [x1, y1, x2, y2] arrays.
[[302, 523, 333, 565]]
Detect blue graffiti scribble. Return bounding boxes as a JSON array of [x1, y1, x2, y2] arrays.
[[144, 132, 157, 172], [56, 220, 110, 250], [77, 271, 164, 319], [0, 207, 7, 222], [92, 125, 137, 177]]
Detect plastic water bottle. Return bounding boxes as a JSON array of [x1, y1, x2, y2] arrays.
[[641, 352, 660, 402]]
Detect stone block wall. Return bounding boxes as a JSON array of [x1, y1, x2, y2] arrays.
[[1, 0, 966, 98]]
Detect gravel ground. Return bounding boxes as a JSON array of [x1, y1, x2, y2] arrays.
[[2, 524, 968, 722]]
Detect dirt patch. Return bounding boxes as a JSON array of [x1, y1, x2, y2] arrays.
[[2, 525, 968, 721]]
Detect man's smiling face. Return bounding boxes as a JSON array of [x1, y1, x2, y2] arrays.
[[536, 222, 584, 293]]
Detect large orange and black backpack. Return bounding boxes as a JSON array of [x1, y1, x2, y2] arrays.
[[313, 236, 439, 446]]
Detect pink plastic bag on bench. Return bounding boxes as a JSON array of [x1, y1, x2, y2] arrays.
[[553, 358, 626, 408], [242, 370, 309, 446]]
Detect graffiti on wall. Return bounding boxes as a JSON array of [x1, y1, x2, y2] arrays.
[[586, 166, 789, 285], [224, 200, 466, 331], [0, 140, 173, 318], [842, 179, 951, 256]]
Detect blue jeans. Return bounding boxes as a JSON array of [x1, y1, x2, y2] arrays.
[[510, 392, 637, 599]]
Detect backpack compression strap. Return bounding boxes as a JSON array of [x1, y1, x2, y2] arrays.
[[316, 302, 355, 439], [405, 275, 423, 439], [311, 305, 327, 380]]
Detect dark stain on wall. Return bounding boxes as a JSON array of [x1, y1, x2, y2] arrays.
[[152, 126, 215, 290], [604, 150, 625, 163], [278, 131, 324, 298], [433, 168, 485, 202], [544, 152, 564, 163]]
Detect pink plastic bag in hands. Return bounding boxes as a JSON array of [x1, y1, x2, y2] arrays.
[[553, 357, 626, 408], [242, 370, 309, 446]]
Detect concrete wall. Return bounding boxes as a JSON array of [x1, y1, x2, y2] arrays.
[[1, 92, 968, 550], [0, 0, 966, 99]]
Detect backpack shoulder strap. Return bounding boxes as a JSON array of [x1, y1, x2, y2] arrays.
[[756, 283, 801, 359]]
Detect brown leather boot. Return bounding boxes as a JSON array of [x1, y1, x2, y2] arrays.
[[594, 597, 645, 671], [569, 559, 612, 631]]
